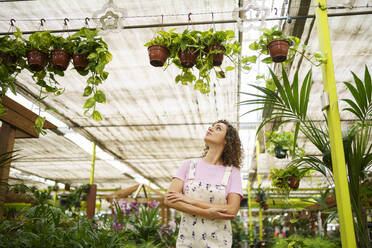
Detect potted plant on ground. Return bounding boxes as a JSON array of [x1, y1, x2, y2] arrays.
[[68, 27, 112, 121]]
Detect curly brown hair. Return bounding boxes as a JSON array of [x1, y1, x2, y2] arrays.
[[202, 120, 243, 168]]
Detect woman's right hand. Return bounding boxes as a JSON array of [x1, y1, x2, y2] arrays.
[[206, 207, 235, 220]]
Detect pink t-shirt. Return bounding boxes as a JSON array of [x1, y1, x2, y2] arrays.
[[173, 158, 243, 199]]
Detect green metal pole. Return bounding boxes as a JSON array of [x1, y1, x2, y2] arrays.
[[90, 143, 96, 185], [314, 1, 357, 247]]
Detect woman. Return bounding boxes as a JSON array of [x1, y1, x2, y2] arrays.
[[165, 120, 243, 248]]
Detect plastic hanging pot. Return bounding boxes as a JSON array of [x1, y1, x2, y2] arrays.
[[0, 51, 17, 66], [148, 45, 169, 67], [27, 50, 47, 71], [274, 146, 287, 159], [289, 176, 300, 190], [72, 53, 89, 71], [64, 184, 70, 191], [209, 44, 226, 66], [267, 39, 290, 63], [178, 47, 198, 68], [51, 50, 71, 71]]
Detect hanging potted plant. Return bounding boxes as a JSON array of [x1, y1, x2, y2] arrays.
[[254, 185, 267, 209], [64, 183, 71, 191], [50, 35, 73, 71], [248, 25, 300, 63], [175, 29, 202, 68], [144, 28, 177, 67], [25, 31, 52, 71], [201, 29, 236, 66], [68, 27, 112, 121], [265, 131, 304, 159], [0, 28, 26, 97]]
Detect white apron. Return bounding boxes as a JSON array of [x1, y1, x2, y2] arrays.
[[176, 160, 233, 248]]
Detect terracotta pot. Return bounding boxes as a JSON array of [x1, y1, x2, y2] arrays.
[[51, 50, 71, 71], [267, 39, 289, 63], [27, 50, 47, 71], [0, 51, 17, 65], [289, 176, 300, 190], [178, 47, 198, 68], [325, 195, 336, 206], [72, 53, 89, 71], [148, 45, 169, 67], [209, 44, 226, 66], [274, 146, 287, 159], [64, 184, 70, 191]]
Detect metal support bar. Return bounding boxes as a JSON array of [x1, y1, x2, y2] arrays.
[[90, 142, 96, 185], [0, 11, 372, 35], [314, 0, 357, 247]]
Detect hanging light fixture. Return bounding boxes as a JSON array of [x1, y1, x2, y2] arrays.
[[92, 0, 126, 33]]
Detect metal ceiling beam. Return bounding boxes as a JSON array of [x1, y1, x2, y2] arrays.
[[1, 10, 372, 35]]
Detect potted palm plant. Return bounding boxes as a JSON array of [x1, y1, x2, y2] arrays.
[[241, 65, 372, 247]]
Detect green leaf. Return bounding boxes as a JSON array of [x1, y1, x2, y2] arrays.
[[261, 57, 273, 64], [92, 110, 103, 121], [94, 90, 106, 103], [225, 66, 235, 72], [83, 97, 96, 109], [83, 86, 93, 96], [34, 116, 46, 135]]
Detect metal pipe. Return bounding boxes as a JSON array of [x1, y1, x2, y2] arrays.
[[0, 10, 371, 35]]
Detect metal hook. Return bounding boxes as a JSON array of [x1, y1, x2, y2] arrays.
[[40, 18, 46, 26], [188, 12, 192, 23], [273, 7, 278, 15], [85, 17, 90, 26], [64, 18, 69, 26], [161, 14, 164, 25], [10, 19, 16, 26]]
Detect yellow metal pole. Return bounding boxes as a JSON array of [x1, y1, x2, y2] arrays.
[[247, 181, 253, 244], [90, 142, 96, 185], [314, 1, 357, 247], [258, 174, 263, 241]]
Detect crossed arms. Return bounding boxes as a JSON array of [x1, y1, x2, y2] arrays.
[[164, 178, 241, 220]]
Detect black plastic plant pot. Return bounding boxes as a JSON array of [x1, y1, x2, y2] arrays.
[[274, 146, 287, 159]]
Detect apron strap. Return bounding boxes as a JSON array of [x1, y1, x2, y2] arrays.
[[221, 166, 232, 186], [187, 159, 197, 180]]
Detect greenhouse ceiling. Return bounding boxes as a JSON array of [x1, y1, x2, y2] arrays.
[[1, 0, 371, 195]]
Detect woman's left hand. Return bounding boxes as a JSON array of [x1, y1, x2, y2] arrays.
[[166, 192, 193, 204]]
